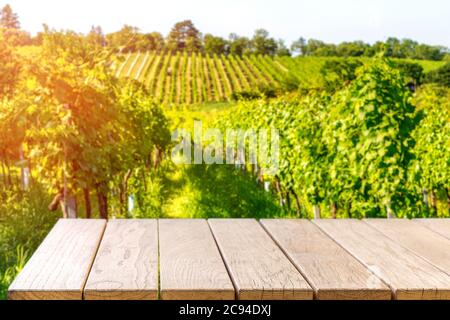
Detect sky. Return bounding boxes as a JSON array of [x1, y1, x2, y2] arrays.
[[3, 0, 450, 47]]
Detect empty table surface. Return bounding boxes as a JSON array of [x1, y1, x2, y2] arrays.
[[8, 218, 450, 300]]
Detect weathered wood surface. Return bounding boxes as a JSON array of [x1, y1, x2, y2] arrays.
[[8, 218, 450, 300], [209, 219, 313, 300], [8, 219, 106, 300], [84, 219, 159, 300], [314, 219, 450, 300], [416, 219, 450, 240], [366, 219, 450, 276], [159, 219, 235, 300], [261, 219, 391, 300]]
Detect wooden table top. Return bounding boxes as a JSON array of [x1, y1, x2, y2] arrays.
[[8, 218, 450, 300]]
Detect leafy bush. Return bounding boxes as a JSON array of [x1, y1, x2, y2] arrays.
[[0, 246, 27, 300], [393, 61, 424, 85], [320, 59, 363, 92], [127, 168, 166, 219], [230, 90, 263, 101], [425, 62, 450, 87]]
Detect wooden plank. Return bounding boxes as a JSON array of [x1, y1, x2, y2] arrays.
[[159, 219, 235, 300], [84, 220, 158, 300], [261, 219, 391, 300], [366, 219, 450, 276], [8, 219, 106, 300], [209, 219, 313, 300], [314, 219, 450, 300], [415, 219, 450, 240]]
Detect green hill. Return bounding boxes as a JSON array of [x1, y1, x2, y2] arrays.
[[115, 52, 446, 104]]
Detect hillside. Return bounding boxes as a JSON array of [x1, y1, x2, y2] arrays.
[[115, 52, 446, 104]]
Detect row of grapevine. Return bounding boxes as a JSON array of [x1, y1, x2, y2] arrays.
[[185, 53, 192, 104], [217, 59, 450, 218], [214, 54, 233, 97]]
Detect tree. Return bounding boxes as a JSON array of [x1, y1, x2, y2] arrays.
[[166, 20, 202, 53], [425, 62, 450, 87], [336, 41, 371, 57], [320, 59, 363, 92], [252, 29, 277, 56], [394, 61, 424, 86], [0, 4, 19, 29], [204, 34, 228, 55], [276, 39, 291, 57], [0, 5, 31, 46], [228, 33, 251, 56], [87, 25, 106, 48], [384, 37, 404, 58], [414, 44, 445, 61], [138, 32, 165, 51], [374, 38, 446, 61], [106, 25, 140, 52], [105, 26, 165, 52], [291, 37, 306, 56]]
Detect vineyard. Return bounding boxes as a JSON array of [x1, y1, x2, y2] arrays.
[[115, 52, 286, 104], [217, 60, 450, 219], [1, 2, 450, 303], [115, 52, 446, 104]]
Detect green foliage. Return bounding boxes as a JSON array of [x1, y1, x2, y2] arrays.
[[0, 5, 19, 29], [230, 90, 264, 101], [228, 34, 252, 56], [166, 20, 202, 53], [409, 85, 450, 216], [127, 168, 165, 218], [325, 59, 419, 217], [0, 184, 59, 299], [116, 51, 447, 105], [0, 245, 27, 300], [164, 164, 284, 219], [219, 58, 447, 218], [0, 29, 171, 219], [204, 34, 228, 55], [393, 61, 424, 85], [106, 25, 165, 53], [298, 37, 447, 61], [320, 59, 363, 92], [251, 29, 278, 56], [425, 62, 450, 87], [23, 29, 126, 200]]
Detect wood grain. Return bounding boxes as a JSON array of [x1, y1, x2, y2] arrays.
[[261, 219, 391, 300], [209, 219, 313, 300], [314, 219, 450, 300], [84, 220, 158, 300], [415, 219, 450, 240], [365, 219, 450, 276], [8, 219, 106, 300], [159, 219, 235, 300]]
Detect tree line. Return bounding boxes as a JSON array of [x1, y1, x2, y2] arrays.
[[2, 4, 449, 60]]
